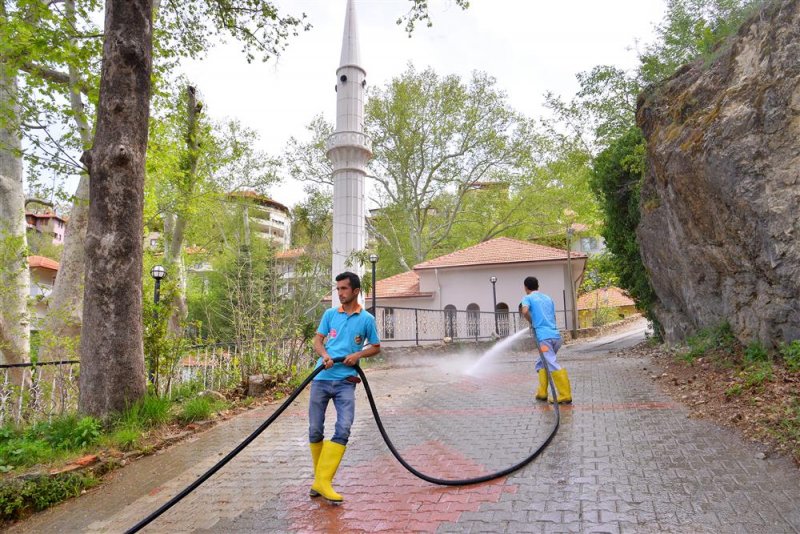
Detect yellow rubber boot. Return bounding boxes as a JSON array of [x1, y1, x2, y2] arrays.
[[308, 441, 323, 497], [548, 369, 572, 404], [535, 369, 548, 401], [310, 440, 346, 503]]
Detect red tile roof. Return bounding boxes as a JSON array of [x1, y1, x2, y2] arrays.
[[277, 247, 306, 260], [364, 270, 432, 299], [28, 255, 60, 271], [577, 287, 636, 310], [413, 237, 586, 270]]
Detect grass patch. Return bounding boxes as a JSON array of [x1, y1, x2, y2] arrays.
[[779, 340, 800, 372], [741, 361, 774, 390], [178, 396, 224, 424], [724, 383, 743, 398], [115, 395, 172, 429], [679, 322, 738, 362]]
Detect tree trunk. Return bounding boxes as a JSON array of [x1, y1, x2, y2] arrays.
[[163, 85, 200, 335], [0, 55, 31, 386], [37, 0, 93, 362], [79, 0, 153, 418]]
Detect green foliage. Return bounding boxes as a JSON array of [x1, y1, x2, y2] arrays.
[[779, 340, 800, 372], [116, 395, 173, 430], [742, 361, 773, 389], [38, 416, 101, 450], [639, 0, 765, 83], [0, 472, 98, 520], [744, 340, 769, 364], [580, 252, 621, 292], [178, 397, 219, 423], [680, 322, 737, 361], [106, 427, 140, 452], [590, 127, 661, 333], [396, 0, 470, 34], [724, 383, 743, 398]]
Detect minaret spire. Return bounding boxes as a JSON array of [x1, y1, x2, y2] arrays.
[[327, 0, 372, 307]]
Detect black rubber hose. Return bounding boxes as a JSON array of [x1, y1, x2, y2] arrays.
[[126, 337, 559, 533]]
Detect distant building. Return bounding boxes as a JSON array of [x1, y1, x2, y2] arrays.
[[26, 211, 68, 245], [577, 286, 638, 328], [28, 255, 59, 329], [339, 237, 588, 346], [568, 223, 606, 256], [227, 191, 292, 250]]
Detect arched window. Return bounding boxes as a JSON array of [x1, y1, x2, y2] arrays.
[[444, 305, 457, 338], [467, 303, 480, 338], [496, 302, 510, 336], [383, 307, 395, 339]]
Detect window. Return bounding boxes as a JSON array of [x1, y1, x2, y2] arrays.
[[467, 303, 480, 338], [383, 307, 395, 339], [496, 303, 510, 336], [443, 305, 457, 338]]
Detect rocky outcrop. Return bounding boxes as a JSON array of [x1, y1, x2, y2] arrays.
[[636, 0, 800, 345]]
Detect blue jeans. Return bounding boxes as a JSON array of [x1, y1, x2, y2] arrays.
[[309, 379, 356, 446], [534, 338, 563, 372]]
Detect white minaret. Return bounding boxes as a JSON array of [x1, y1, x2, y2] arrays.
[[327, 0, 372, 307]]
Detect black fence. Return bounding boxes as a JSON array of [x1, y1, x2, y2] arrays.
[[369, 305, 566, 345]]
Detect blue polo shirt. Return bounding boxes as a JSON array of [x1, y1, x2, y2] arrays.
[[315, 305, 380, 380], [521, 292, 561, 341]]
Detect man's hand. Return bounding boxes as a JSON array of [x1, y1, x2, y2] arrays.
[[323, 356, 334, 369], [343, 353, 360, 366]]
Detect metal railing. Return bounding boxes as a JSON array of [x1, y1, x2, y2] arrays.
[[0, 338, 315, 425], [369, 305, 568, 345]]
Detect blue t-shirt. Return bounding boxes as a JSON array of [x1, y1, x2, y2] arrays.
[[315, 305, 380, 380], [520, 292, 561, 342]]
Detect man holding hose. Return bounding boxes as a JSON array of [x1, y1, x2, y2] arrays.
[[309, 271, 381, 503], [520, 276, 572, 403]]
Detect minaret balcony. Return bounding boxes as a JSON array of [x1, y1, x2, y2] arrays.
[[326, 131, 373, 155]]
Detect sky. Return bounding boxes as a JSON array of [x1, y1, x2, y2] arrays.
[[179, 0, 667, 209]]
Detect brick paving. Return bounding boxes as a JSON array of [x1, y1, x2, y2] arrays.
[[9, 321, 800, 533]]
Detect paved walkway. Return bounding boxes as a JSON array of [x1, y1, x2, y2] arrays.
[[10, 320, 800, 533]]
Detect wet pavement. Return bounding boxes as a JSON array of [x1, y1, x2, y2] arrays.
[[10, 320, 800, 533]]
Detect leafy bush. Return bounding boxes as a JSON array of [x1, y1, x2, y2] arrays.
[[0, 473, 98, 520], [0, 439, 53, 469], [27, 415, 101, 451], [779, 340, 800, 372]]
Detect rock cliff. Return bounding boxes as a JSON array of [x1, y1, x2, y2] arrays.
[[636, 0, 800, 345]]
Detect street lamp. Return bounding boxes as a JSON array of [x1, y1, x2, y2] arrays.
[[489, 276, 498, 335], [150, 264, 167, 306], [565, 227, 578, 338], [368, 253, 378, 314], [149, 264, 166, 387]]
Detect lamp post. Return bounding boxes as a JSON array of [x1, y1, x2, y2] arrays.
[[368, 253, 378, 314], [150, 264, 167, 308], [149, 265, 166, 387], [489, 276, 498, 335], [565, 227, 577, 338]]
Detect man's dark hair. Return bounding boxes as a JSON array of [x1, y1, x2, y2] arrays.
[[336, 271, 361, 290], [524, 276, 539, 291]]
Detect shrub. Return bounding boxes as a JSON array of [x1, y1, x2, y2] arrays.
[[108, 427, 140, 452], [27, 415, 101, 451], [779, 340, 800, 372], [0, 473, 98, 520]]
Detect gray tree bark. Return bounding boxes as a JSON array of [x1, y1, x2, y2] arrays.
[[0, 4, 31, 386], [37, 0, 92, 362], [79, 0, 153, 418]]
